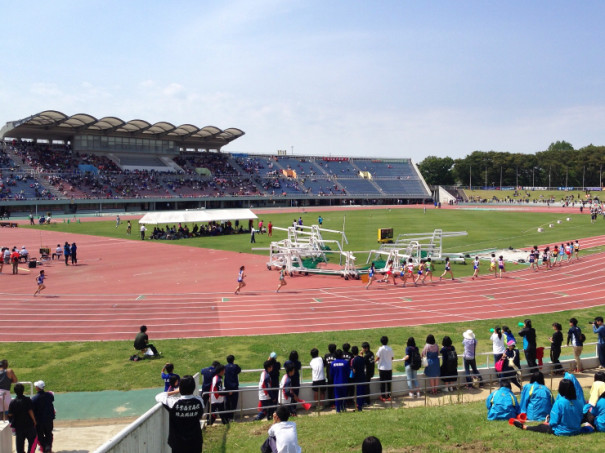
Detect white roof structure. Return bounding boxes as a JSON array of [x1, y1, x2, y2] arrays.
[[138, 208, 257, 225]]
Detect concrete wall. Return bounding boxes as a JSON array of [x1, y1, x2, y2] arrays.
[[93, 403, 169, 453], [0, 421, 12, 453]]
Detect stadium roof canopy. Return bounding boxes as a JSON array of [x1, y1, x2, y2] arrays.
[[138, 208, 257, 225], [0, 110, 245, 150]]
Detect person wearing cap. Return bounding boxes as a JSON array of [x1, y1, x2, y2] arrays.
[[462, 330, 483, 388], [501, 340, 522, 390], [32, 380, 55, 453]]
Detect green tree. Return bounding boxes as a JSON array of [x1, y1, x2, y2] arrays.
[[418, 156, 455, 185]]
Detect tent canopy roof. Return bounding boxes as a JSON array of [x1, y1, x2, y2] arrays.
[[138, 208, 257, 225]]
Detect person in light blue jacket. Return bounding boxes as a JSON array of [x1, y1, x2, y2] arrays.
[[558, 371, 585, 414], [486, 381, 520, 421], [513, 379, 582, 436], [519, 371, 554, 421]]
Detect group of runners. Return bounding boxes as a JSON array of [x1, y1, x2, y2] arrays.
[[232, 238, 582, 294], [528, 240, 580, 271], [364, 257, 454, 289]]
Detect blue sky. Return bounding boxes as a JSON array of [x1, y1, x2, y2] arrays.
[[2, 1, 604, 160]]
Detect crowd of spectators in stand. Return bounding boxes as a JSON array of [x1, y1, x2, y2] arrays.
[[149, 221, 246, 240], [1, 142, 427, 200]]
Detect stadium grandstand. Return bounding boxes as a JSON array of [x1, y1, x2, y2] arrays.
[[0, 110, 432, 216]]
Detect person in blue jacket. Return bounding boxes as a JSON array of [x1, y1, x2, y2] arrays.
[[559, 371, 585, 414], [513, 379, 582, 435], [519, 371, 553, 421], [330, 349, 351, 413], [486, 381, 520, 421]]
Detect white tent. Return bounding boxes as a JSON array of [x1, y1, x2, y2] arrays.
[[138, 208, 257, 225]]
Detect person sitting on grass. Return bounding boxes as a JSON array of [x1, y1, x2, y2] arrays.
[[519, 371, 554, 421], [588, 385, 605, 432], [362, 436, 382, 453], [512, 379, 582, 436], [486, 381, 520, 421], [261, 404, 302, 453], [134, 325, 159, 357]]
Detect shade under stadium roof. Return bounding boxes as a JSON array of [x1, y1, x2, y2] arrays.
[[138, 208, 257, 225], [0, 110, 245, 150]]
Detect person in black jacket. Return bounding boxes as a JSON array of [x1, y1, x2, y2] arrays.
[[519, 319, 537, 372], [224, 355, 241, 422], [162, 375, 204, 453], [8, 383, 36, 453], [549, 322, 564, 374]]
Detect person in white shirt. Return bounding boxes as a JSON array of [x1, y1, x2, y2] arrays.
[[262, 405, 302, 453], [375, 336, 394, 401], [309, 348, 325, 406]]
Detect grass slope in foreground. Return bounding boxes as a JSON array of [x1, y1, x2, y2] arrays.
[[203, 399, 604, 452], [3, 306, 604, 392]]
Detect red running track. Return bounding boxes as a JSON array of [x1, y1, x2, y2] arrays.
[[0, 227, 604, 342]]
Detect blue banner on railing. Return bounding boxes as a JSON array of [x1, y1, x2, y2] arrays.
[[586, 187, 603, 191]]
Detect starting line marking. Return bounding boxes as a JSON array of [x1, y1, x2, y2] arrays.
[[483, 295, 495, 300], [136, 295, 145, 301], [553, 291, 569, 297], [401, 297, 413, 302], [312, 298, 322, 303]]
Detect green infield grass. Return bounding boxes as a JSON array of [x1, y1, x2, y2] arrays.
[[25, 208, 600, 277]]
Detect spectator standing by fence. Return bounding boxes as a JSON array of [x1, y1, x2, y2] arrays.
[[462, 330, 483, 388], [376, 336, 393, 401], [32, 380, 55, 453], [518, 319, 537, 371], [1, 359, 18, 419], [567, 318, 584, 373], [549, 322, 565, 374], [224, 355, 241, 422], [593, 317, 605, 368], [160, 375, 204, 453], [8, 383, 37, 453]]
